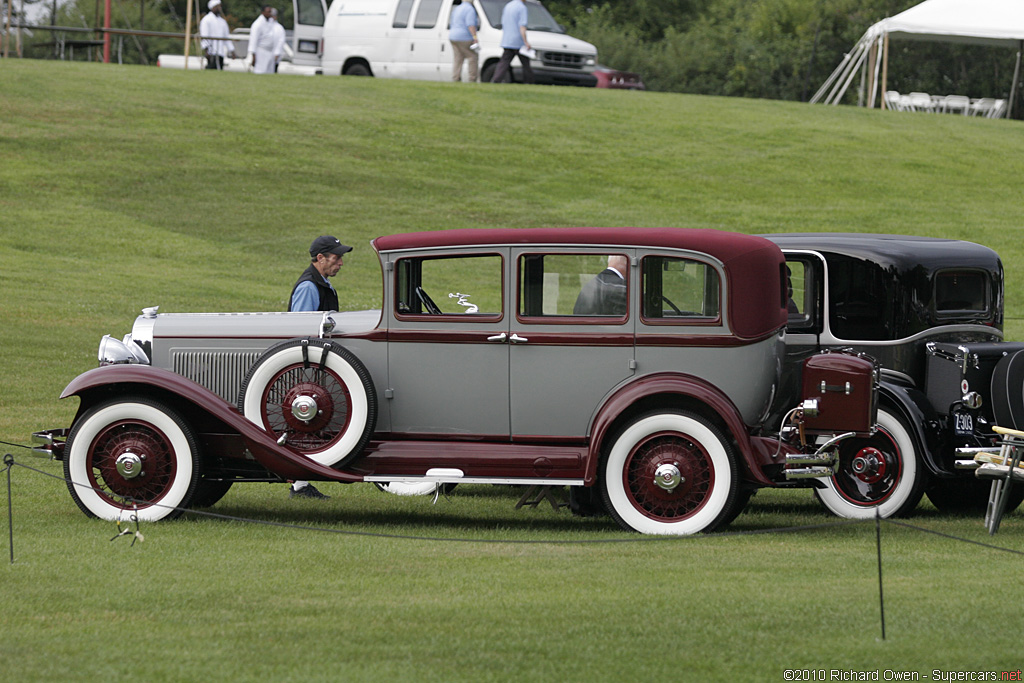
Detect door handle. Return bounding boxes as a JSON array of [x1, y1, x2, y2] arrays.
[[486, 333, 508, 342], [510, 333, 528, 344]]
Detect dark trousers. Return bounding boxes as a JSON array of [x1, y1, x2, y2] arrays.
[[205, 55, 225, 70], [491, 48, 534, 84]]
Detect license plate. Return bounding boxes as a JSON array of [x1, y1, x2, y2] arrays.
[[953, 410, 974, 436]]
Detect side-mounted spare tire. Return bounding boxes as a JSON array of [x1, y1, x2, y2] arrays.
[[238, 338, 377, 468]]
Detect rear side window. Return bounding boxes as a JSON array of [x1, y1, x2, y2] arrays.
[[414, 0, 444, 28], [641, 256, 720, 322], [934, 270, 988, 315], [518, 253, 628, 319], [393, 0, 414, 28], [828, 255, 891, 340], [297, 0, 325, 26]]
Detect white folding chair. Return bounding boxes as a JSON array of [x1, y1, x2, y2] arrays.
[[970, 98, 995, 117], [909, 92, 934, 112], [989, 99, 1007, 119], [884, 90, 903, 111], [975, 426, 1024, 534], [943, 95, 970, 115]]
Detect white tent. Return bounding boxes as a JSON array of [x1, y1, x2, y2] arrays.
[[811, 0, 1024, 116]]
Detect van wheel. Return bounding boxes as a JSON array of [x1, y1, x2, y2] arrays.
[[600, 411, 739, 535], [481, 62, 497, 83], [63, 397, 200, 521], [344, 62, 372, 77], [238, 338, 377, 468], [814, 407, 924, 519]]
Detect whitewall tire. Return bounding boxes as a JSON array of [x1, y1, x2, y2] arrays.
[[815, 407, 924, 519], [600, 411, 739, 535], [64, 397, 200, 521]]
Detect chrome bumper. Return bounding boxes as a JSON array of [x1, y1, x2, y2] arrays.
[[31, 429, 68, 460]]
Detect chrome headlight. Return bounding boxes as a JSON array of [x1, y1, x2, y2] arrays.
[[98, 334, 151, 366]]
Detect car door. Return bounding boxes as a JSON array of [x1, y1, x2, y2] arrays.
[[508, 248, 636, 438], [385, 248, 511, 437], [405, 0, 448, 80], [291, 0, 328, 66], [765, 250, 826, 429]]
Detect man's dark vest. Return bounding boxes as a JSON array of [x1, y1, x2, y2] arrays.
[[288, 264, 339, 312]]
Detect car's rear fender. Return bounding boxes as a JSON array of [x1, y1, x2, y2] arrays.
[[878, 381, 947, 478], [61, 365, 363, 483], [586, 372, 772, 487]]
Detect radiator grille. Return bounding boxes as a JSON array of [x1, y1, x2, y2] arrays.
[[541, 51, 585, 69], [172, 350, 263, 405]]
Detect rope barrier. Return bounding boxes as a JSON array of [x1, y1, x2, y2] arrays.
[[6, 448, 1024, 639], [5, 456, 870, 544]]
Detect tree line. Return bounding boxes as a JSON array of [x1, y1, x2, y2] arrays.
[[11, 0, 1022, 106]]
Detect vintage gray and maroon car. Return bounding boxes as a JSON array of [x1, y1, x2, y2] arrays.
[[33, 228, 879, 535], [766, 233, 1024, 518]]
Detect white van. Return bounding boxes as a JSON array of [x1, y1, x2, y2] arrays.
[[318, 0, 597, 84]]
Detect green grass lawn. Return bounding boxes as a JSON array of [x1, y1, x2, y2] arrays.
[[3, 60, 1024, 681]]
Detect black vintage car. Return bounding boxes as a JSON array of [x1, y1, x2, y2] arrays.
[[764, 233, 1024, 518]]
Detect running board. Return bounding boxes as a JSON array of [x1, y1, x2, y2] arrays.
[[363, 474, 585, 486]]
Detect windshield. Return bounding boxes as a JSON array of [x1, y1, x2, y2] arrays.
[[478, 0, 564, 33]]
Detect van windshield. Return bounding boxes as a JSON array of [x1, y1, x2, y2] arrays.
[[478, 0, 565, 33]]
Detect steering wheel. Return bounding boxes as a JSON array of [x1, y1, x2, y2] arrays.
[[662, 295, 682, 315], [415, 286, 442, 315]]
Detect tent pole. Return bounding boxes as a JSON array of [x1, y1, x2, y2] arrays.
[[864, 40, 877, 107], [183, 0, 193, 69], [833, 42, 870, 105], [1010, 41, 1022, 119], [868, 36, 884, 109], [881, 33, 890, 110]]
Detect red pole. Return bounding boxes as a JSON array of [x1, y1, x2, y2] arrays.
[[103, 0, 111, 63]]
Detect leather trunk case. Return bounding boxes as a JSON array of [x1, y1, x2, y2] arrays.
[[800, 352, 878, 436]]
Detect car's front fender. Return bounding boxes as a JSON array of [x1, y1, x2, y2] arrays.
[[61, 365, 363, 483]]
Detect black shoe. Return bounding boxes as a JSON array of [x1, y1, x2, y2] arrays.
[[290, 484, 329, 500]]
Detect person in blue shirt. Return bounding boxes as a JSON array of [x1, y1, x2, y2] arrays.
[[288, 235, 351, 313], [449, 0, 480, 82], [285, 235, 352, 499], [490, 0, 534, 84]]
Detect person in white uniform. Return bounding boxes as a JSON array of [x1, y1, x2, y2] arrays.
[[247, 6, 277, 74], [270, 7, 287, 72], [199, 0, 235, 70]]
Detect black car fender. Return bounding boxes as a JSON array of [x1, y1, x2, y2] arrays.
[[878, 381, 949, 478]]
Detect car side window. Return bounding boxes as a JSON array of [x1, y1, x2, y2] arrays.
[[828, 255, 892, 340], [934, 270, 988, 315], [641, 256, 720, 322], [393, 0, 414, 28], [414, 0, 444, 28], [518, 253, 628, 319], [395, 254, 502, 318]]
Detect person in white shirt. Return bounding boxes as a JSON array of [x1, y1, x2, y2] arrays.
[[270, 7, 287, 72], [199, 0, 235, 70], [247, 6, 277, 74]]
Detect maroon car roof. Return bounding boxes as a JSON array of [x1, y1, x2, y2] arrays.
[[372, 228, 786, 340]]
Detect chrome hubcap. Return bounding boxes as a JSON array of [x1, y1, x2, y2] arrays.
[[290, 394, 319, 422], [653, 463, 683, 492], [115, 452, 144, 480]]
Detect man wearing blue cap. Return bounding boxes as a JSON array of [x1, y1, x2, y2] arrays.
[[285, 235, 353, 499]]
